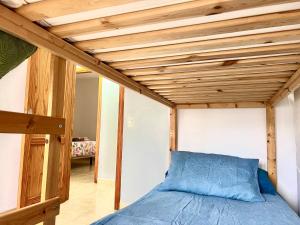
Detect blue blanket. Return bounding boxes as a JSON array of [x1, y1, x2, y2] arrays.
[[92, 185, 300, 225]]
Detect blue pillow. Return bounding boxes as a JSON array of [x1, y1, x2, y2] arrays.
[[159, 151, 264, 202], [258, 168, 276, 195]]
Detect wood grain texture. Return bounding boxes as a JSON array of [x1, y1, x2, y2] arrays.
[[16, 0, 192, 21], [58, 60, 77, 203], [270, 66, 300, 104], [266, 103, 277, 186], [176, 102, 266, 109], [19, 48, 56, 208], [115, 86, 125, 210], [109, 43, 300, 70], [43, 56, 67, 225], [0, 197, 60, 225], [170, 108, 177, 151], [121, 55, 300, 76], [49, 0, 297, 38], [94, 76, 103, 183], [76, 10, 300, 52], [95, 29, 300, 62], [0, 5, 173, 108], [0, 111, 65, 135]]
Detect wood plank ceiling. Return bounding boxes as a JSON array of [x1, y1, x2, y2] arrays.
[[5, 0, 300, 106]]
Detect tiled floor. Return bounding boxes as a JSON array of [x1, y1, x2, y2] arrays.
[[56, 160, 115, 225]]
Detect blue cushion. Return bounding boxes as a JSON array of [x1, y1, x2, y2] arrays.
[[258, 168, 276, 195], [159, 151, 264, 202]]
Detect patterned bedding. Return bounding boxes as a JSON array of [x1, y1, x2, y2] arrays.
[[71, 141, 96, 158]]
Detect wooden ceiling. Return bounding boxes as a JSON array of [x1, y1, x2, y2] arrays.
[[5, 0, 300, 107]]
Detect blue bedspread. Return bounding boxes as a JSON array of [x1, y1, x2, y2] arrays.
[[92, 185, 300, 225]]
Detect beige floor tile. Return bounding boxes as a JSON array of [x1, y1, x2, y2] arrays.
[[56, 160, 115, 225]]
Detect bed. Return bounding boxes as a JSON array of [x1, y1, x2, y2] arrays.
[[91, 151, 300, 225], [92, 185, 300, 225], [71, 139, 96, 164]]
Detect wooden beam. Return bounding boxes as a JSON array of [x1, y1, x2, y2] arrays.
[[115, 86, 125, 210], [58, 60, 77, 203], [109, 43, 300, 69], [16, 0, 192, 21], [147, 77, 288, 90], [95, 29, 300, 62], [132, 64, 297, 81], [176, 102, 266, 109], [94, 76, 103, 183], [49, 0, 297, 38], [173, 97, 269, 103], [266, 103, 277, 186], [270, 66, 300, 104], [113, 54, 300, 70], [139, 72, 293, 85], [122, 55, 300, 76], [0, 4, 173, 108], [155, 83, 283, 93], [161, 89, 279, 96], [76, 10, 300, 52], [43, 56, 67, 225], [170, 108, 177, 151], [0, 197, 60, 225], [0, 111, 65, 134]]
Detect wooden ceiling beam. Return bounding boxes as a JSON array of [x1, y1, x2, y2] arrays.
[[76, 10, 300, 52], [270, 66, 300, 104], [48, 0, 297, 38], [141, 73, 292, 86], [95, 29, 300, 62], [176, 102, 266, 109], [155, 83, 283, 94], [122, 55, 300, 76], [16, 0, 192, 22], [173, 97, 270, 103], [134, 72, 293, 85], [113, 54, 300, 70], [160, 88, 279, 96], [0, 5, 173, 108], [147, 78, 288, 90], [132, 64, 297, 81], [109, 43, 300, 69]]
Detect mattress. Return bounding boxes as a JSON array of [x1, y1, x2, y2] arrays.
[[91, 185, 300, 225], [71, 141, 96, 158]]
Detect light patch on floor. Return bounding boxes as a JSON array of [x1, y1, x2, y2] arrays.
[[56, 160, 115, 225]]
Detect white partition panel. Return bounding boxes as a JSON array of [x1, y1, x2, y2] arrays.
[[121, 89, 169, 205], [178, 108, 267, 169]]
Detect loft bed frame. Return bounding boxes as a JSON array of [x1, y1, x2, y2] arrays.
[[0, 0, 300, 224]]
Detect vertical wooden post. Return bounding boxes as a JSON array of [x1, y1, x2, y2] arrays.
[[58, 60, 76, 203], [266, 103, 277, 186], [170, 107, 177, 151], [94, 76, 103, 183], [43, 56, 67, 225], [114, 86, 125, 210]]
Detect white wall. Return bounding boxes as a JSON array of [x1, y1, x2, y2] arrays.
[[275, 95, 298, 212], [178, 108, 268, 169], [98, 79, 119, 180], [73, 76, 98, 140], [121, 89, 170, 205], [293, 89, 300, 214], [0, 61, 27, 212]]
